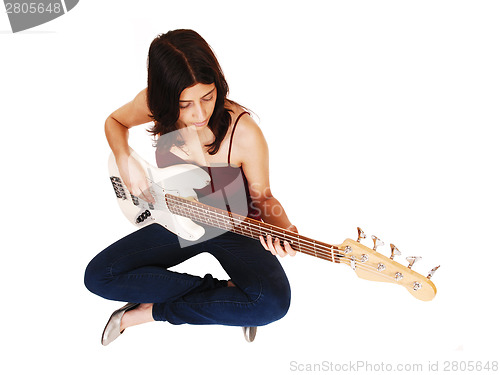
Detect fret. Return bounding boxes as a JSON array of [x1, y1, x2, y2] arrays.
[[257, 221, 265, 238], [239, 221, 252, 238], [248, 219, 254, 239], [227, 210, 235, 233], [239, 218, 253, 239]]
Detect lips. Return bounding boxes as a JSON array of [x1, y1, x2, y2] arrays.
[[193, 119, 208, 127]]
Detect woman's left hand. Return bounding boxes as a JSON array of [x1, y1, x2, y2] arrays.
[[259, 225, 298, 257]]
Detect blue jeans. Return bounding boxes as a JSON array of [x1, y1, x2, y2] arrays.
[[84, 224, 291, 326]]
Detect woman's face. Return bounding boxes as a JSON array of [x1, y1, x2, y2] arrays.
[[178, 82, 217, 130]]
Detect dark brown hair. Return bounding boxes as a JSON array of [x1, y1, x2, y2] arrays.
[[146, 29, 234, 155]]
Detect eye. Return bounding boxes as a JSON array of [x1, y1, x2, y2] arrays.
[[179, 103, 191, 109], [202, 96, 213, 102]]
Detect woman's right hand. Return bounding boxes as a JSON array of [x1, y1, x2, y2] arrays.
[[116, 154, 155, 203]]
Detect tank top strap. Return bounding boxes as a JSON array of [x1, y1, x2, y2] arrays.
[[227, 111, 250, 165]]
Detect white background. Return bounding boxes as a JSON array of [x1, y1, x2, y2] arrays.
[[1, 1, 499, 374]]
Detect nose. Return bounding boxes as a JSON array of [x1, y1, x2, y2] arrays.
[[192, 102, 207, 121]]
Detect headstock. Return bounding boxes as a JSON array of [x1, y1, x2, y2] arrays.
[[337, 228, 439, 301]]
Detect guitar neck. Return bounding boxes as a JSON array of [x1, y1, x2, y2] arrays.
[[165, 194, 341, 263]]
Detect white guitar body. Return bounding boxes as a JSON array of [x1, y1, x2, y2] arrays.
[[108, 150, 211, 241]]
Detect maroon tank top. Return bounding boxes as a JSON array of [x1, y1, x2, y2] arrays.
[[155, 112, 262, 221]]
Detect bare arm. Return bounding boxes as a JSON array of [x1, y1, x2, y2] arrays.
[[230, 114, 297, 257], [105, 88, 152, 158], [105, 88, 156, 202]]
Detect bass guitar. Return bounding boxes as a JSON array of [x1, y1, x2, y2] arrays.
[[108, 150, 439, 301]]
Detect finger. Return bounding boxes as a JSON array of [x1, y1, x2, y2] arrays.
[[266, 235, 277, 255], [273, 237, 287, 257], [284, 240, 297, 256]]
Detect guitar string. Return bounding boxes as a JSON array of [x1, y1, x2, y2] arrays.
[[152, 193, 413, 281], [114, 182, 417, 283], [120, 180, 336, 259], [166, 195, 432, 286], [164, 195, 417, 282], [166, 194, 338, 257], [124, 178, 365, 261], [166, 194, 376, 262], [167, 193, 384, 261], [167, 198, 406, 280], [131, 181, 341, 261]]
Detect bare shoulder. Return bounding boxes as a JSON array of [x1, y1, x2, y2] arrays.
[[227, 103, 268, 166], [226, 101, 263, 138], [109, 88, 153, 128]]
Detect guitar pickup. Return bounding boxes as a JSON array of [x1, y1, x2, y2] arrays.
[[130, 194, 140, 206], [110, 176, 127, 200]]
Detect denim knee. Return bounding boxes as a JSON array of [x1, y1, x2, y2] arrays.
[[256, 277, 291, 325], [83, 257, 108, 299]]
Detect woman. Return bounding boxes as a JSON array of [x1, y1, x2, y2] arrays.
[[84, 29, 297, 346]]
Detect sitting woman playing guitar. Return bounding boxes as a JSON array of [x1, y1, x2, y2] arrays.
[[84, 29, 297, 345]]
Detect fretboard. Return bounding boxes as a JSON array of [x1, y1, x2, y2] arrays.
[[165, 194, 341, 263]]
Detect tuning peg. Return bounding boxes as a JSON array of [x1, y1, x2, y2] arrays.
[[427, 265, 440, 279], [406, 256, 422, 269], [356, 227, 366, 242], [390, 244, 401, 260], [371, 235, 384, 251]]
